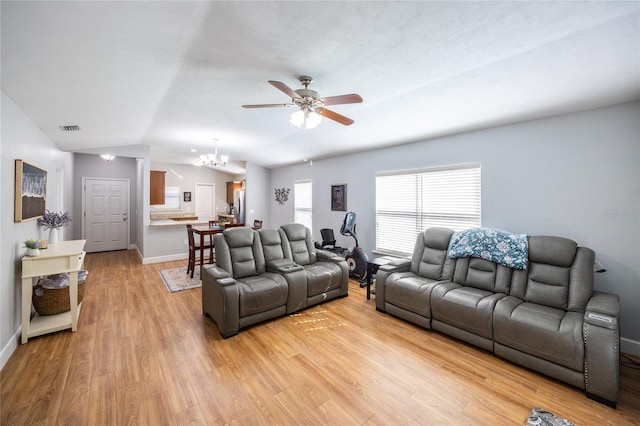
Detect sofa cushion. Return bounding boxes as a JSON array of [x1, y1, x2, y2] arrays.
[[304, 262, 343, 297], [512, 237, 594, 312], [409, 227, 455, 280], [280, 224, 317, 266], [431, 282, 507, 339], [524, 263, 571, 309], [528, 235, 576, 267], [493, 296, 584, 371], [224, 227, 267, 278], [385, 272, 444, 318], [238, 273, 288, 317], [452, 257, 511, 293], [259, 228, 286, 262]]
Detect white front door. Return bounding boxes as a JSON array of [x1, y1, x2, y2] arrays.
[[195, 183, 215, 219], [83, 178, 129, 253]]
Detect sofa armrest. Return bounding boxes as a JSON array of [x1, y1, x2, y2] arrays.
[[583, 291, 620, 407], [316, 249, 342, 262], [585, 291, 620, 327], [379, 258, 411, 274], [201, 265, 240, 338], [375, 259, 411, 312], [202, 264, 232, 281]]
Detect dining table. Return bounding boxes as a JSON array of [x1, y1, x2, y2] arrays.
[[192, 225, 225, 271]]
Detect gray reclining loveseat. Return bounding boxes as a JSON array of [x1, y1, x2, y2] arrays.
[[375, 227, 620, 407], [202, 225, 348, 338]]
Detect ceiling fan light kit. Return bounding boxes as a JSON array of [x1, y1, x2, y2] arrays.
[[290, 108, 322, 129], [242, 76, 362, 128]]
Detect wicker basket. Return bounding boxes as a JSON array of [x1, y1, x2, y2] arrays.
[[32, 276, 87, 316]]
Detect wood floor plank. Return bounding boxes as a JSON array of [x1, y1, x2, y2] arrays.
[[2, 249, 639, 425]]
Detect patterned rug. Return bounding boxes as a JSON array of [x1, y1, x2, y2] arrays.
[[159, 267, 202, 293], [525, 407, 576, 426]]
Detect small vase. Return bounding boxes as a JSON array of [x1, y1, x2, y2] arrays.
[[49, 228, 59, 243], [27, 248, 40, 257]]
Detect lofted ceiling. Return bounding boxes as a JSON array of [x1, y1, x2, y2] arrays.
[[2, 1, 639, 174]]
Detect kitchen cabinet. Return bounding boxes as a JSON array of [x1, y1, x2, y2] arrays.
[[226, 181, 242, 203], [150, 170, 166, 205]]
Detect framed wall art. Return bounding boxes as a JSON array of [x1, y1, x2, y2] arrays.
[[331, 184, 347, 211], [15, 159, 47, 222], [183, 191, 192, 202]]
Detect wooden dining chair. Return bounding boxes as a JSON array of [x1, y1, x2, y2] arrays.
[[209, 220, 220, 228], [186, 224, 215, 278], [224, 223, 245, 229]]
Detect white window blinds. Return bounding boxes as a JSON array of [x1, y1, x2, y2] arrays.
[[375, 164, 481, 256], [294, 180, 313, 232]]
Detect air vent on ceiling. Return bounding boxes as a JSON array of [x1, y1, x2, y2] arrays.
[[60, 125, 81, 131]]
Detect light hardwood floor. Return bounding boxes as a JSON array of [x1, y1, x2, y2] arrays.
[[2, 249, 639, 425]]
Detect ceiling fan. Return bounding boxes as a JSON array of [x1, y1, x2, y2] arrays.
[[242, 76, 363, 128]]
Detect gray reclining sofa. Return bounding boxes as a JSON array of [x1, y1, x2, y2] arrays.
[[202, 225, 348, 338], [375, 227, 620, 407]]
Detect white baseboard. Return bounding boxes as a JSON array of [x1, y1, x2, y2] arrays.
[[1, 326, 21, 370], [142, 253, 189, 265], [621, 337, 640, 357]]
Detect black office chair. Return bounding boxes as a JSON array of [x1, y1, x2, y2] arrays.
[[319, 228, 344, 254]]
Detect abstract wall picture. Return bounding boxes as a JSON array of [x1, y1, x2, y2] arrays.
[[331, 184, 347, 211], [275, 187, 290, 205], [15, 159, 47, 222]]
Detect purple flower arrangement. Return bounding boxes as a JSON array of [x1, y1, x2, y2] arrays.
[[37, 210, 72, 230]]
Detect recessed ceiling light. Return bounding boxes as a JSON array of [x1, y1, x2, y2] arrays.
[[189, 148, 197, 152]]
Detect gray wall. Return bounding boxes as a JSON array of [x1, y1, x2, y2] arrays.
[[1, 92, 75, 366], [73, 153, 139, 246], [270, 102, 640, 350], [246, 162, 271, 228]]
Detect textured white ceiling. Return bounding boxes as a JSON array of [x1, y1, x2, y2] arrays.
[[2, 1, 639, 172]]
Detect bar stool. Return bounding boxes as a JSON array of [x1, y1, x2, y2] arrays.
[[186, 224, 215, 278]]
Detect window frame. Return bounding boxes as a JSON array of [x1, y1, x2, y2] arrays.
[[294, 180, 313, 232], [375, 163, 481, 257]]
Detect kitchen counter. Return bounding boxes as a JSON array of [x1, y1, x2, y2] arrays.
[[149, 218, 209, 228]]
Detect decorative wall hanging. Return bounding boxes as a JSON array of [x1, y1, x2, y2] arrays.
[[15, 159, 47, 222], [331, 184, 347, 211], [275, 187, 290, 205], [183, 192, 192, 202]]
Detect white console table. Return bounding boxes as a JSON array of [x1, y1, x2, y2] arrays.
[[21, 239, 86, 344]]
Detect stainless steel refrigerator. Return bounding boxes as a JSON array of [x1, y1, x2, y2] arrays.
[[234, 189, 245, 224]]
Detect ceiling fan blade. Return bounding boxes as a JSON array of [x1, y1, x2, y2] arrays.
[[269, 80, 303, 100], [315, 107, 355, 126], [241, 103, 294, 109], [319, 93, 363, 106]]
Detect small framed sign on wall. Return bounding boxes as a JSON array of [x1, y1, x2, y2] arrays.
[[331, 184, 347, 211], [15, 159, 47, 222], [183, 191, 192, 202]]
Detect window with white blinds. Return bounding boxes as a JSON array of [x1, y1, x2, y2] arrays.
[[294, 180, 313, 232], [155, 185, 180, 209], [375, 164, 481, 256]]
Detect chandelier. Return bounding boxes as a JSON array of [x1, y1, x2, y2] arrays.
[[194, 138, 229, 167]]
